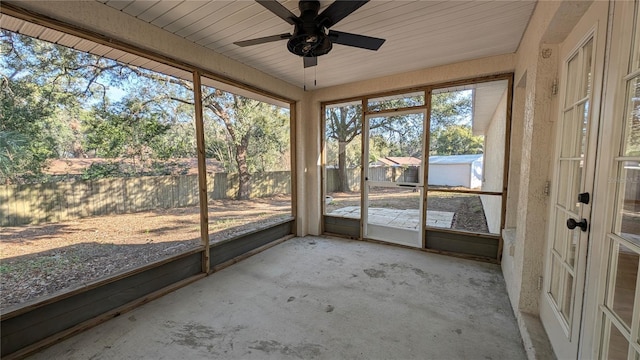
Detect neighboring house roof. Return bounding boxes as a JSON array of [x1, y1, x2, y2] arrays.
[[44, 158, 225, 175], [429, 154, 483, 165], [372, 158, 397, 166], [371, 156, 421, 167], [385, 157, 422, 166]]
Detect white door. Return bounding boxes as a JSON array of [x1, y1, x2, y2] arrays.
[[363, 109, 426, 247], [539, 2, 608, 359], [586, 1, 640, 359]]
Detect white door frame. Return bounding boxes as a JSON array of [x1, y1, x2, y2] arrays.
[[540, 1, 609, 358], [581, 1, 640, 358]]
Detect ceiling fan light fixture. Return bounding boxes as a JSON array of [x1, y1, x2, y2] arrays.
[[287, 30, 332, 57], [235, 0, 384, 67]]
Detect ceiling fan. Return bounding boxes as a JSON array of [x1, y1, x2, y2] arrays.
[[234, 0, 385, 68]]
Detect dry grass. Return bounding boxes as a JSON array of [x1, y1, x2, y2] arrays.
[[0, 195, 291, 312]]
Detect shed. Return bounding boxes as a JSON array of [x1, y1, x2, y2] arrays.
[[428, 154, 483, 189]]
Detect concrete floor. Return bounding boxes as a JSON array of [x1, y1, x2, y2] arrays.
[[29, 236, 526, 360]]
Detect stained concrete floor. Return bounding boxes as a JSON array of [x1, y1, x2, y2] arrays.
[[29, 236, 526, 360]]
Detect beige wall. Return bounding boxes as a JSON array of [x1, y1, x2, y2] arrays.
[[504, 0, 594, 318]]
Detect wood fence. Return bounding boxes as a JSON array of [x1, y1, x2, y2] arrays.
[[325, 167, 419, 192], [0, 171, 290, 226]]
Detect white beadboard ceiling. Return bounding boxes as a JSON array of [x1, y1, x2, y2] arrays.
[[95, 0, 536, 90]]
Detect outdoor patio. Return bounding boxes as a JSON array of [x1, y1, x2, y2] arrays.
[[328, 206, 455, 229]]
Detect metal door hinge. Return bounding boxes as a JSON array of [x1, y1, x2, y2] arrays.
[[551, 79, 558, 95], [544, 181, 551, 196], [538, 276, 544, 290]]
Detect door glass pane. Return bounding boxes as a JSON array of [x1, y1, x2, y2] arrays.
[[632, 7, 640, 73], [558, 160, 571, 209], [581, 39, 594, 98], [561, 272, 574, 321], [324, 101, 363, 217], [569, 159, 584, 214], [561, 108, 576, 157], [622, 76, 640, 157], [578, 101, 590, 157], [553, 214, 568, 258], [565, 54, 580, 107], [615, 161, 640, 246], [568, 229, 580, 268], [608, 242, 639, 329], [550, 256, 563, 304], [604, 320, 630, 360]]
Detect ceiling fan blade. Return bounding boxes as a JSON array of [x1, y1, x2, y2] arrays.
[[317, 0, 369, 28], [328, 30, 385, 50], [303, 56, 317, 68], [234, 33, 292, 47], [256, 0, 298, 25]]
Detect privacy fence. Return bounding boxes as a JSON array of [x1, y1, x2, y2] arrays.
[[0, 171, 290, 226], [325, 167, 419, 192]]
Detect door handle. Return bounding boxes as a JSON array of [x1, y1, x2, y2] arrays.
[[566, 218, 588, 232], [577, 192, 590, 204]]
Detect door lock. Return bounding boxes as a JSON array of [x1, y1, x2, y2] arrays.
[[577, 192, 590, 204], [566, 218, 588, 232]]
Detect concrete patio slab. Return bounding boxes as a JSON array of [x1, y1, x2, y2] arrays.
[[328, 206, 454, 229], [29, 236, 525, 360]]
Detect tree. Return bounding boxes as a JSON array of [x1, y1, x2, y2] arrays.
[[324, 93, 463, 192], [1, 30, 128, 182], [112, 68, 288, 199], [0, 130, 28, 183], [0, 75, 58, 183], [2, 29, 290, 196], [84, 99, 171, 173], [430, 125, 484, 155], [247, 107, 289, 173], [201, 91, 287, 199], [325, 104, 362, 192], [430, 91, 473, 131]]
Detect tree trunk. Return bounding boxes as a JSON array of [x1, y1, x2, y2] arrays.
[[337, 141, 350, 192], [235, 141, 250, 200]]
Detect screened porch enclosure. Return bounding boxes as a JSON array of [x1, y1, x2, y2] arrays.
[[323, 78, 511, 260]]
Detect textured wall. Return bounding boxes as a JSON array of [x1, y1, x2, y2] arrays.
[[506, 0, 595, 316]]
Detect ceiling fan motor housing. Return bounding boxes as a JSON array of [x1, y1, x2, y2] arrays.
[[235, 0, 384, 67], [287, 0, 332, 57]]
